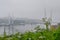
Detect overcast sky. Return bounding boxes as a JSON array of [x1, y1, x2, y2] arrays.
[[0, 0, 60, 22]]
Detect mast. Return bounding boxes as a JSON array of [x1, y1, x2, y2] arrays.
[[44, 8, 47, 19], [11, 12, 14, 34], [42, 8, 47, 22], [8, 13, 11, 35], [50, 10, 52, 25], [48, 10, 52, 24]]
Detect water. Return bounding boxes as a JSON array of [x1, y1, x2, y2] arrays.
[[0, 24, 45, 35]]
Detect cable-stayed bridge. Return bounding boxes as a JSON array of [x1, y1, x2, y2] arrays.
[[0, 18, 58, 34], [0, 18, 45, 34], [0, 18, 44, 27]]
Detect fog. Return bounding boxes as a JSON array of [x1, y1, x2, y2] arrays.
[[0, 0, 60, 22]]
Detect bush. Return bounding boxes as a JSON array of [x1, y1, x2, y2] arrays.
[[0, 25, 60, 40]]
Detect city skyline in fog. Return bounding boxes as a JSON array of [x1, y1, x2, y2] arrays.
[[0, 0, 60, 22]]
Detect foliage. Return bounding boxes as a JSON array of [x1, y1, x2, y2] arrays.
[[0, 25, 60, 40]]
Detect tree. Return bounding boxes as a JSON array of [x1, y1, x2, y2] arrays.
[[42, 18, 51, 30]]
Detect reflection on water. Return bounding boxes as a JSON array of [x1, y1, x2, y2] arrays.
[[0, 24, 45, 35]]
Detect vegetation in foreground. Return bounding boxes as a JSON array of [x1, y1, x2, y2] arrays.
[[0, 25, 60, 40]]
